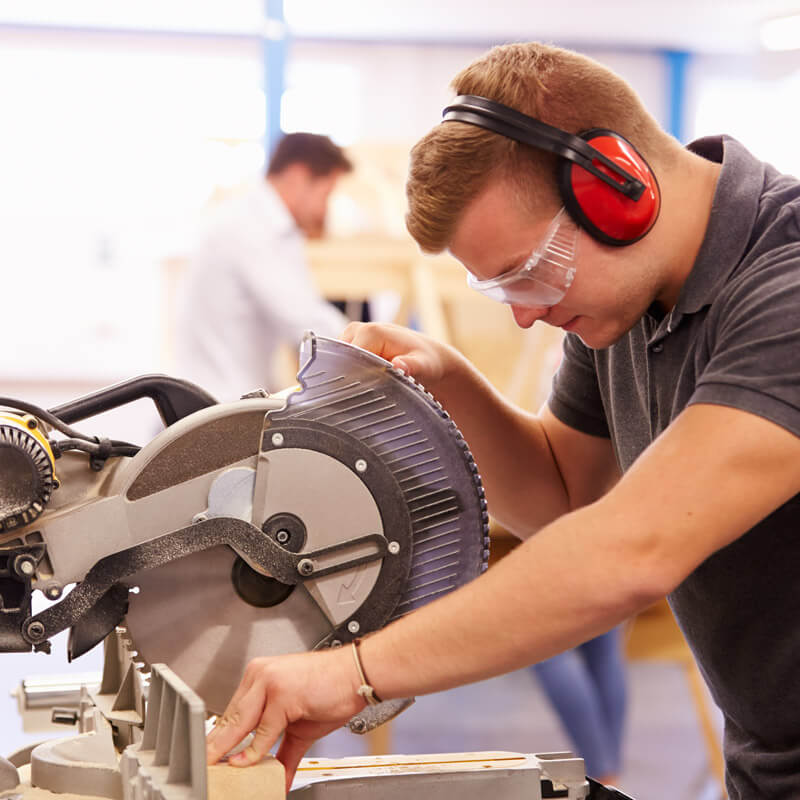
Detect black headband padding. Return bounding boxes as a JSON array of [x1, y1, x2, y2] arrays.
[[442, 95, 645, 201]]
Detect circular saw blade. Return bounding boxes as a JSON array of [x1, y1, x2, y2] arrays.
[[124, 333, 489, 715], [125, 445, 387, 715], [126, 545, 333, 715]]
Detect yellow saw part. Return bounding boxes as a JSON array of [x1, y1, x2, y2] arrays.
[[0, 412, 57, 531]]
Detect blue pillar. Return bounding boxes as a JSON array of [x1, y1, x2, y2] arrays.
[[264, 0, 288, 161], [663, 50, 690, 143]]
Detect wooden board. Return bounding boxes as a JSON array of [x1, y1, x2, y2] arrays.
[[208, 758, 285, 800]]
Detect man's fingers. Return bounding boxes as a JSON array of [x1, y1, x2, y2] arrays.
[[392, 354, 425, 379], [340, 321, 361, 343], [343, 322, 387, 355], [206, 687, 265, 764], [206, 716, 247, 765], [205, 650, 358, 779], [227, 709, 285, 767], [206, 660, 269, 763], [212, 679, 251, 731], [341, 322, 404, 362], [339, 322, 438, 384], [391, 356, 410, 373]]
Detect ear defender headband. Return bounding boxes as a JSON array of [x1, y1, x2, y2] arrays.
[[442, 94, 661, 246]]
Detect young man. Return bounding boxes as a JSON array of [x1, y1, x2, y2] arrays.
[[206, 44, 800, 798], [174, 133, 352, 401]]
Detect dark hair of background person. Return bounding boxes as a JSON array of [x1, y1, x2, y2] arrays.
[[267, 132, 354, 177]]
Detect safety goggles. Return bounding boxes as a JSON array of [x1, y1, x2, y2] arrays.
[[466, 207, 579, 306]]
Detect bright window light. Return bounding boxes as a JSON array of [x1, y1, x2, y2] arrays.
[[280, 62, 361, 145], [693, 74, 800, 178], [0, 0, 264, 34], [761, 14, 800, 51], [0, 36, 266, 381]]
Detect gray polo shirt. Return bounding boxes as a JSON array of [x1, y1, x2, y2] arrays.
[[549, 136, 800, 799]]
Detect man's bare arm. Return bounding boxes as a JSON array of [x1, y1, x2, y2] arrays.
[[360, 402, 800, 695], [207, 402, 800, 784]]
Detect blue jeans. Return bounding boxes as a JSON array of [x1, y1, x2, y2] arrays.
[[531, 627, 627, 777]]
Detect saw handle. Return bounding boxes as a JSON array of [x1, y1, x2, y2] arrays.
[[346, 697, 415, 734], [49, 374, 217, 427]]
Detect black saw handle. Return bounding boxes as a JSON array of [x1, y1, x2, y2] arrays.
[[49, 374, 217, 427]]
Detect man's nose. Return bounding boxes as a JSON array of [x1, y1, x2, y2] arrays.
[[511, 304, 549, 328]]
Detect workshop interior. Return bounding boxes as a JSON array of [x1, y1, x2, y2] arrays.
[[1, 2, 798, 799]]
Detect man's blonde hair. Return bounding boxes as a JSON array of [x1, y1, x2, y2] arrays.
[[406, 42, 678, 253]]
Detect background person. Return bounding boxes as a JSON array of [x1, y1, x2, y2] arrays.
[[206, 42, 800, 800], [174, 132, 353, 401], [531, 626, 627, 786]]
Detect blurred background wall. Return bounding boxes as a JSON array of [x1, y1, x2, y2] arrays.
[[5, 1, 800, 429]]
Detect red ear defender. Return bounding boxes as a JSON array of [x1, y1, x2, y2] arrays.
[[441, 96, 661, 247], [558, 129, 660, 246]]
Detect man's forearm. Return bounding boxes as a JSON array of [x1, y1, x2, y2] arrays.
[[429, 360, 569, 535], [358, 499, 659, 698]]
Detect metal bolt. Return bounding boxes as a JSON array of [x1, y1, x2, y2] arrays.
[[26, 417, 38, 430], [330, 639, 342, 648], [45, 585, 62, 600], [272, 432, 284, 447], [15, 556, 36, 577], [355, 459, 367, 473], [350, 718, 367, 733], [26, 621, 45, 640], [297, 558, 314, 576], [388, 541, 400, 555], [276, 530, 290, 545], [347, 620, 360, 634], [192, 513, 208, 524]]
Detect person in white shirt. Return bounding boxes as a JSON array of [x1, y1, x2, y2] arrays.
[[174, 133, 353, 401]]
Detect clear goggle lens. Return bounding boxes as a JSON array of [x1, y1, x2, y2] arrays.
[[466, 208, 579, 306]]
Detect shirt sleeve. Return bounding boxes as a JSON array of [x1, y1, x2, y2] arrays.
[[547, 332, 610, 438], [689, 253, 800, 437]]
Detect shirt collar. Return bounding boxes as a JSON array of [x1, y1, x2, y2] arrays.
[[673, 135, 765, 316]]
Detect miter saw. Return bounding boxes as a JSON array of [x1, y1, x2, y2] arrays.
[[0, 332, 631, 800]]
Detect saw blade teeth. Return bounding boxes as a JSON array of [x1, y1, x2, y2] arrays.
[[389, 360, 491, 555], [117, 624, 153, 675]]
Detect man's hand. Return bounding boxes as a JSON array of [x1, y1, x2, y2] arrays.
[[341, 321, 465, 391], [206, 648, 366, 791]]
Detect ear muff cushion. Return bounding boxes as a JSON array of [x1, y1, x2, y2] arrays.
[[558, 129, 660, 246]]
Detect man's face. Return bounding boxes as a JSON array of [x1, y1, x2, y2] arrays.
[[448, 177, 655, 349], [291, 168, 343, 239]]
